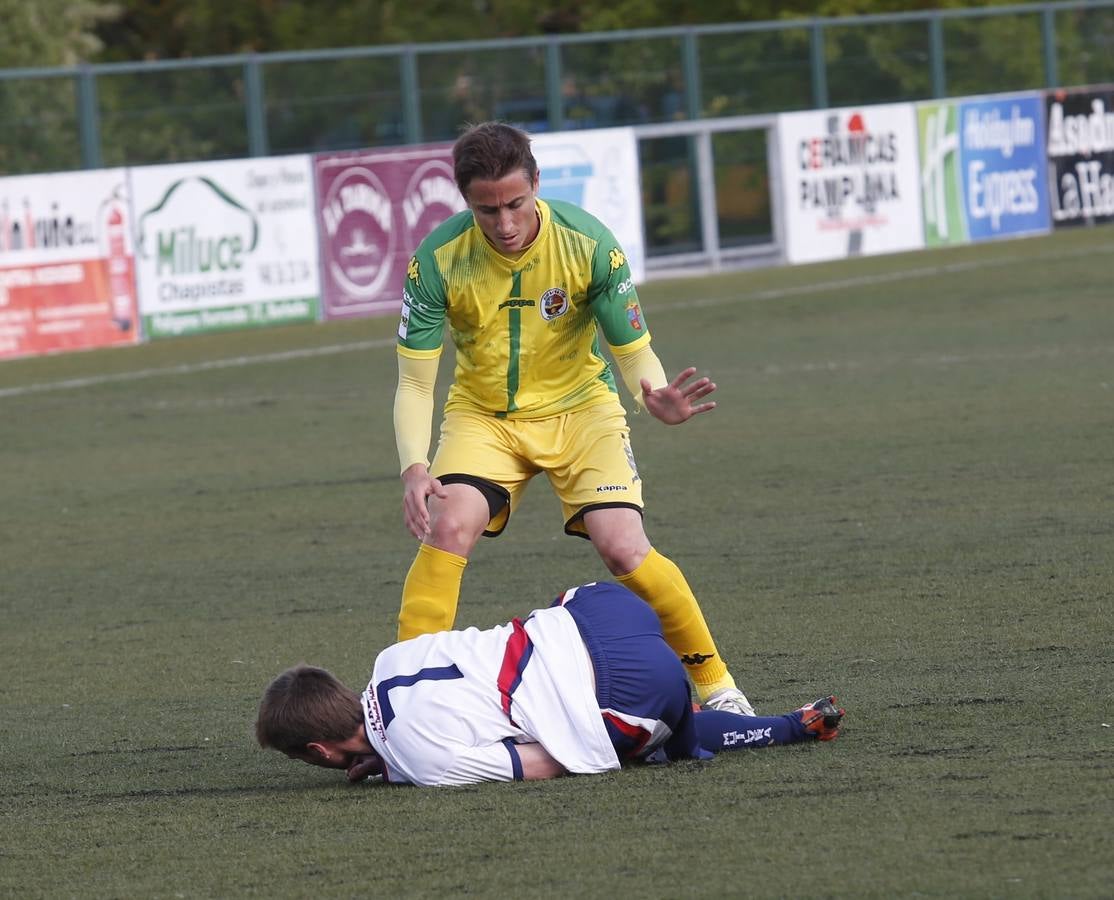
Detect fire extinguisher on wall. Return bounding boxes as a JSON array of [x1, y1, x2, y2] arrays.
[[106, 204, 132, 331]]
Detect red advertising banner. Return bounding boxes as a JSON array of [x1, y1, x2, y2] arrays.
[[0, 169, 139, 360], [314, 144, 465, 320], [0, 258, 136, 359]]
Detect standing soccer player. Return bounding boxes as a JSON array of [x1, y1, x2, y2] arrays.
[[392, 121, 752, 715]]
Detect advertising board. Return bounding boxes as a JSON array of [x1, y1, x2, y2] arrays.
[[315, 144, 464, 320], [131, 156, 320, 338], [919, 94, 1049, 246], [0, 169, 139, 360], [777, 104, 924, 264], [1045, 86, 1114, 227]]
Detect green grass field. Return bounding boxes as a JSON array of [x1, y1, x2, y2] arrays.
[[2, 227, 1111, 898]]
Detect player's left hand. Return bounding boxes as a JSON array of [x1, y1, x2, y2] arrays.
[[640, 367, 717, 425], [346, 753, 384, 783]]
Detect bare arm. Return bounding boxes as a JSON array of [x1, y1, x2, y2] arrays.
[[394, 353, 448, 539]]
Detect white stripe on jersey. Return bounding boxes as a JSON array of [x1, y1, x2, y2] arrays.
[[361, 604, 619, 786]]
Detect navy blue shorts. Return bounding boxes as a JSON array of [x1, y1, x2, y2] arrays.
[[554, 582, 711, 761]]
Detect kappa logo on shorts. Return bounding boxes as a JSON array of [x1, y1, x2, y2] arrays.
[[539, 286, 570, 320], [595, 484, 628, 493]]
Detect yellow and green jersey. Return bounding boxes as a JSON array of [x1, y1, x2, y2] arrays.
[[397, 198, 651, 419]]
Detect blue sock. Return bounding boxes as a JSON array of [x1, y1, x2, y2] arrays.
[[694, 710, 808, 752]]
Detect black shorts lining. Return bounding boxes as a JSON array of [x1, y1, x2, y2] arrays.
[[564, 501, 644, 540], [436, 474, 510, 535]]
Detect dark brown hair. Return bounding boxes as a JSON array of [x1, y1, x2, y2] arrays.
[[255, 664, 363, 754], [453, 121, 538, 195]]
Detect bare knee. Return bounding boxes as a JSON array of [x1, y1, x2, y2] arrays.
[[584, 507, 651, 575], [426, 491, 488, 556], [427, 510, 483, 556], [594, 537, 650, 576]]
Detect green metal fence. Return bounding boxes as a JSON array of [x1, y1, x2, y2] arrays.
[[1, 1, 1111, 264]]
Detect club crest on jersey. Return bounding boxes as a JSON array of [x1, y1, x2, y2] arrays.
[[608, 248, 626, 271], [539, 286, 570, 320], [625, 298, 643, 331], [407, 256, 420, 283]]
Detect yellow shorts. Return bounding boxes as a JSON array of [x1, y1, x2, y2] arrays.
[[430, 401, 644, 538]]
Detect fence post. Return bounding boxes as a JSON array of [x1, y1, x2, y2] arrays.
[[929, 14, 947, 99], [244, 56, 269, 158], [810, 21, 829, 110], [76, 66, 102, 170], [400, 48, 422, 144], [682, 30, 701, 119], [1041, 6, 1059, 88], [545, 39, 564, 130], [695, 130, 721, 271]]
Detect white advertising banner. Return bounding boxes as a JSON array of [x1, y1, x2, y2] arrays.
[[0, 168, 139, 359], [777, 103, 924, 264], [532, 127, 645, 282], [130, 155, 320, 338]]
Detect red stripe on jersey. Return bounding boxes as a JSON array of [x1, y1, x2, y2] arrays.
[[497, 618, 534, 726], [601, 710, 652, 757]]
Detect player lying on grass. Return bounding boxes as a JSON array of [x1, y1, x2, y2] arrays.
[[256, 582, 844, 787]]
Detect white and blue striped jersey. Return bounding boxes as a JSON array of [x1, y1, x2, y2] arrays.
[[360, 602, 620, 786]]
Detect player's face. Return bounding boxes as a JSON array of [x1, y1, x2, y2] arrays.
[[464, 169, 541, 255], [284, 745, 353, 771]]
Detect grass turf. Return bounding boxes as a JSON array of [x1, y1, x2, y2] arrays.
[[1, 226, 1111, 898]]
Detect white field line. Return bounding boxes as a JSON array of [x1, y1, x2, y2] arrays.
[[652, 243, 1102, 312], [752, 342, 1114, 377], [0, 338, 398, 399], [0, 243, 1102, 401]]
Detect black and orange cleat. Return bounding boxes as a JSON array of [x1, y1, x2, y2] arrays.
[[795, 696, 844, 741]]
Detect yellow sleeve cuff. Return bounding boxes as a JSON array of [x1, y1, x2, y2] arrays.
[[394, 351, 440, 473], [610, 341, 666, 409]]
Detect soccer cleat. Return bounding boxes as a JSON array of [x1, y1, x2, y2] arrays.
[[795, 696, 844, 741], [701, 687, 756, 718]]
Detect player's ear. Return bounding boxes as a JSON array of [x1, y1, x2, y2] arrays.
[[304, 742, 332, 765]]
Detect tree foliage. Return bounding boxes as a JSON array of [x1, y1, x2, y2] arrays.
[[80, 0, 1052, 62], [0, 0, 117, 68], [0, 0, 1068, 177], [0, 0, 1056, 68]]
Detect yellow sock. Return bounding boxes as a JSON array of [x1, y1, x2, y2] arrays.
[[397, 544, 467, 641], [617, 548, 737, 702]]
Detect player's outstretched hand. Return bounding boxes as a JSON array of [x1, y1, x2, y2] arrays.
[[640, 367, 717, 425], [401, 463, 449, 540]]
